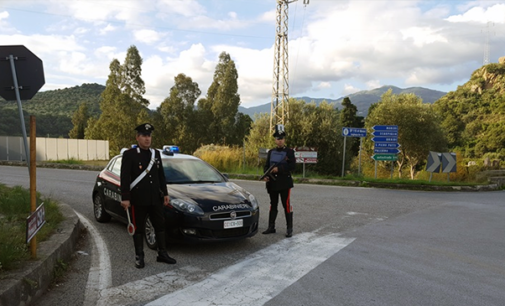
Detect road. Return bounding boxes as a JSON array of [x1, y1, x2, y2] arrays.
[[1, 165, 504, 305]]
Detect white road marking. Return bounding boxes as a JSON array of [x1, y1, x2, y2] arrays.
[[98, 266, 208, 306], [145, 232, 354, 306], [75, 212, 113, 306]]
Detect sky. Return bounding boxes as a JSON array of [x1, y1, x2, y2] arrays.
[[1, 0, 504, 109]]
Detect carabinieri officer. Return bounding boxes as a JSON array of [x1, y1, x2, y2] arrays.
[[261, 124, 296, 237], [120, 123, 176, 268]]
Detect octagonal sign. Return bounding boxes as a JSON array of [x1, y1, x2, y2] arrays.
[[0, 45, 45, 101]]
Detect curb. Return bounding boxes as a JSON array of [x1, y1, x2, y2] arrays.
[[0, 203, 82, 306], [229, 174, 501, 191]]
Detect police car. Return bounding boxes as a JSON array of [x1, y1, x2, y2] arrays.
[[92, 145, 259, 248]]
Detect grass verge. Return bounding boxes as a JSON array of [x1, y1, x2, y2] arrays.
[[0, 184, 64, 272]]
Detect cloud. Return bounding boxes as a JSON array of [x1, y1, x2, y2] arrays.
[[342, 84, 360, 95], [134, 29, 165, 44], [446, 3, 505, 23]]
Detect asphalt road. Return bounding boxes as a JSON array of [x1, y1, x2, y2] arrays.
[[1, 165, 504, 306]]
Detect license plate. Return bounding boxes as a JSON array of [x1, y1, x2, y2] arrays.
[[224, 219, 243, 229]]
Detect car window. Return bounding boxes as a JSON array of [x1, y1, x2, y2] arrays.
[[163, 158, 224, 183], [111, 157, 122, 176]]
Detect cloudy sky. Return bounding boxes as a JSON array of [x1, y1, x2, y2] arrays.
[[1, 0, 504, 109]]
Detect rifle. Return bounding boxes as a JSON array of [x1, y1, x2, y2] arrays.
[[259, 163, 278, 181]]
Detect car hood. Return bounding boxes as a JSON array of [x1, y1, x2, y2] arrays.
[[166, 182, 254, 211]]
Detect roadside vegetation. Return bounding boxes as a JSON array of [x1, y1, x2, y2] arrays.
[[0, 184, 63, 272]]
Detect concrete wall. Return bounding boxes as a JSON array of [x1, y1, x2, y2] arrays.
[[0, 136, 109, 161]]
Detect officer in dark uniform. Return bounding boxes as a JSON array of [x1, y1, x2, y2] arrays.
[[120, 123, 176, 268], [261, 124, 296, 237]]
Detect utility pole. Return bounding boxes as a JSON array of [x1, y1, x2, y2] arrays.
[[270, 0, 309, 132]]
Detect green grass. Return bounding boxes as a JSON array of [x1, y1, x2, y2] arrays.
[[48, 158, 83, 165], [0, 184, 64, 272]]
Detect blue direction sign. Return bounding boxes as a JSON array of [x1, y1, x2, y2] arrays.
[[342, 127, 367, 137], [374, 142, 401, 148], [372, 154, 398, 161], [372, 136, 398, 143], [373, 125, 398, 131], [374, 148, 401, 154], [372, 131, 398, 137]]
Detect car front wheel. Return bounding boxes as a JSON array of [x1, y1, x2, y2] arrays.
[[93, 192, 111, 222], [144, 215, 158, 250]]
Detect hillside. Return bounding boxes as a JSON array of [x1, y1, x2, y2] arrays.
[[433, 57, 505, 158], [0, 83, 103, 117], [238, 86, 446, 118]]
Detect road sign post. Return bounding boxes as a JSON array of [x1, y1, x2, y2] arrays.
[[0, 45, 45, 171], [371, 125, 399, 179], [342, 127, 367, 177], [0, 46, 45, 259]]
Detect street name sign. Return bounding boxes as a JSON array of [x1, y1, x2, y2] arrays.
[[342, 127, 367, 138], [372, 154, 398, 161], [372, 125, 398, 131], [372, 136, 398, 143], [372, 131, 398, 137], [374, 148, 401, 154], [374, 142, 401, 148]]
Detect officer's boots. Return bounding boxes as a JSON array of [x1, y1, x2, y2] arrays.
[[285, 212, 293, 238], [262, 210, 278, 234], [156, 231, 177, 264], [133, 234, 145, 269]]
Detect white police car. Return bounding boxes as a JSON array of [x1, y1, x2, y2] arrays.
[[92, 145, 259, 248]]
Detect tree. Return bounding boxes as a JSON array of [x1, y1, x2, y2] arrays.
[[69, 103, 90, 139], [197, 52, 241, 145], [340, 97, 363, 157], [85, 46, 149, 155], [365, 90, 447, 179], [158, 73, 201, 153]]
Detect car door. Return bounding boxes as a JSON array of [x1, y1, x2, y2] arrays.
[[102, 156, 124, 218]]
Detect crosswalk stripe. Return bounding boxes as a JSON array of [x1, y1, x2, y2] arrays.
[[146, 232, 354, 306]]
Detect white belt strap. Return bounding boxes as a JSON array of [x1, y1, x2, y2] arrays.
[[130, 148, 155, 189]]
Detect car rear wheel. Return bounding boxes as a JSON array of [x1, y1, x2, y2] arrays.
[[145, 215, 158, 250], [93, 192, 111, 222]]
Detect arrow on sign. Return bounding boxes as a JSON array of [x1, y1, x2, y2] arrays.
[[374, 142, 401, 148], [372, 137, 398, 143], [372, 125, 398, 131], [426, 151, 442, 172], [372, 154, 398, 161], [442, 152, 457, 173]]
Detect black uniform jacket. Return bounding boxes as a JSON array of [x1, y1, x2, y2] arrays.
[[264, 146, 296, 191], [120, 147, 168, 206]]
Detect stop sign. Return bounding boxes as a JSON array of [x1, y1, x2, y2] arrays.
[[0, 45, 45, 101]]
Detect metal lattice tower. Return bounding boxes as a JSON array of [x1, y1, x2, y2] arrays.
[[270, 0, 309, 132], [484, 22, 491, 65], [483, 22, 494, 65]]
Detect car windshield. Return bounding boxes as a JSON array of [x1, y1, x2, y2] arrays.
[[162, 158, 224, 184]]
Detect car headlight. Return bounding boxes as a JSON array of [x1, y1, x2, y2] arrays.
[[248, 194, 259, 210], [171, 198, 204, 216]]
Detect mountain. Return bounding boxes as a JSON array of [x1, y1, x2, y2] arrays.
[[238, 86, 447, 118], [0, 83, 104, 117], [0, 83, 104, 137], [0, 83, 446, 137]]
